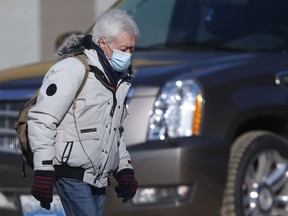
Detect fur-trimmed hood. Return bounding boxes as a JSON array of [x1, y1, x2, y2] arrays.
[[57, 33, 85, 58]]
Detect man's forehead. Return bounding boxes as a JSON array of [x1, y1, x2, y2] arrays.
[[113, 31, 135, 46]]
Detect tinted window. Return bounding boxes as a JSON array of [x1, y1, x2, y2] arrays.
[[118, 0, 288, 52]]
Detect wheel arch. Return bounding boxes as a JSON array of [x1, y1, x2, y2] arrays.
[[232, 114, 288, 141]]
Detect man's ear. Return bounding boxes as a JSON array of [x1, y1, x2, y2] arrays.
[[99, 37, 113, 57], [98, 37, 106, 50]]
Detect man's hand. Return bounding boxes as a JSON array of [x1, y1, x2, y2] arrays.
[[114, 169, 138, 203], [31, 170, 55, 210]]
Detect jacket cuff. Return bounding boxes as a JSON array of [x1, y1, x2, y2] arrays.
[[34, 170, 56, 177], [114, 168, 134, 180]]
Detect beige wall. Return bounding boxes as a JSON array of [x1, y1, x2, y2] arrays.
[[0, 0, 117, 71], [40, 0, 96, 60], [0, 0, 41, 70]]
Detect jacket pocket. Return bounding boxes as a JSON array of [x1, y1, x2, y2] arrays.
[[60, 141, 74, 164], [56, 125, 101, 142], [55, 137, 103, 169]]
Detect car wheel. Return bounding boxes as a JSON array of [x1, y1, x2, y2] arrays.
[[221, 130, 288, 216]]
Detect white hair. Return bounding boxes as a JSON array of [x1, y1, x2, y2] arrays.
[[92, 9, 140, 45]]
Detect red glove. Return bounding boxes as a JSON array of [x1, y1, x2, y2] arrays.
[[114, 169, 138, 203], [31, 170, 55, 210]]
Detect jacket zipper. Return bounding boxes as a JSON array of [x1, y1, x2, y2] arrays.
[[94, 72, 117, 116], [93, 67, 131, 117]]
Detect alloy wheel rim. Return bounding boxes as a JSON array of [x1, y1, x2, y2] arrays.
[[242, 150, 288, 216]]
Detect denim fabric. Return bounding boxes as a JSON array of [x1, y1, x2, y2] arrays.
[[55, 178, 106, 216]]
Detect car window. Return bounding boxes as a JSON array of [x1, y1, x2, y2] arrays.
[[116, 0, 288, 52]]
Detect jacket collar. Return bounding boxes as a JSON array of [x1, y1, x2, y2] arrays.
[[82, 35, 119, 88]]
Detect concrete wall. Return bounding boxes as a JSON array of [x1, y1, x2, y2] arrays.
[[0, 0, 117, 71]]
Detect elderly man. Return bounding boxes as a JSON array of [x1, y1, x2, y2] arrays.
[[28, 9, 139, 216]]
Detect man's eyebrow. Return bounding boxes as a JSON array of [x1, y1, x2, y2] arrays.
[[120, 45, 135, 48], [120, 45, 135, 51]]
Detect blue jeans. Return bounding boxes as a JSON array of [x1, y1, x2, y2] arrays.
[[55, 178, 106, 216]]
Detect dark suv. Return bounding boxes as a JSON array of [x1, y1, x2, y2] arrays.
[[2, 0, 288, 215]]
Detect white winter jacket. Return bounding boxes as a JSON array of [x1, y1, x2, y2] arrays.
[[28, 47, 133, 188]]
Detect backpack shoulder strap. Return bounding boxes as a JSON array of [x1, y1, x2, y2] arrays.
[[74, 54, 90, 98]]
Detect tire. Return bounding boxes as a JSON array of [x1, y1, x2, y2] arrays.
[[221, 130, 288, 216]]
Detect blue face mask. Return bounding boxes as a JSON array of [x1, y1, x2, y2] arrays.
[[107, 44, 132, 73]]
